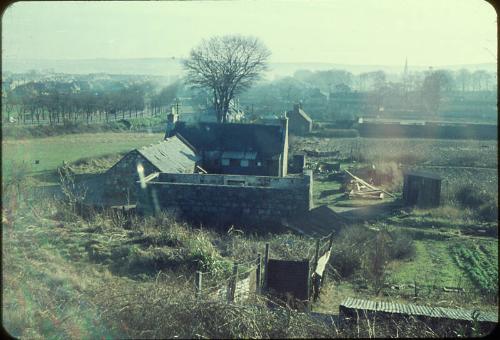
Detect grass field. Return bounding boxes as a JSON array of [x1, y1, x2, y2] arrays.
[[2, 132, 164, 179]]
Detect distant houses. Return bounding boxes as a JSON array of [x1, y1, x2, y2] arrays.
[[286, 103, 313, 135]]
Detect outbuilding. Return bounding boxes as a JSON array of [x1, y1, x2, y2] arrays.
[[403, 170, 442, 208], [101, 136, 199, 204]]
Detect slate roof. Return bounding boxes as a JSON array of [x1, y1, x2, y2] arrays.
[[166, 122, 285, 159], [137, 136, 199, 173]]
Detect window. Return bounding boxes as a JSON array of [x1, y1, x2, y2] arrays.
[[226, 180, 245, 186], [257, 161, 262, 167], [241, 159, 249, 167], [230, 159, 239, 167], [221, 158, 230, 166]]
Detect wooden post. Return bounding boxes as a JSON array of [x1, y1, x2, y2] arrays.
[[256, 254, 262, 294], [228, 262, 238, 302], [263, 243, 270, 291], [195, 271, 202, 299], [314, 239, 320, 269], [328, 233, 334, 251]]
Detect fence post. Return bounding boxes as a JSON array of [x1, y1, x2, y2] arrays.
[[263, 243, 270, 291], [256, 254, 262, 294], [228, 262, 238, 303], [328, 233, 334, 250], [314, 238, 320, 269], [195, 271, 202, 299]]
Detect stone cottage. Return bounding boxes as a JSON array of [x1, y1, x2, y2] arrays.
[[286, 104, 313, 135], [165, 119, 289, 177], [99, 136, 199, 205]]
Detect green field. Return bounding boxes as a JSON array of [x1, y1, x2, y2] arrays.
[[2, 132, 164, 179]]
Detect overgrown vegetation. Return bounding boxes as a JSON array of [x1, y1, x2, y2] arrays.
[[454, 183, 498, 222], [4, 191, 494, 338]]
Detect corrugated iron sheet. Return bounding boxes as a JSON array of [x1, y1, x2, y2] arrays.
[[340, 298, 498, 323]]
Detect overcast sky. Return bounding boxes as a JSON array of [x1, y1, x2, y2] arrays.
[[2, 0, 497, 66]]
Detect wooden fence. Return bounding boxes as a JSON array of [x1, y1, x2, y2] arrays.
[[192, 234, 335, 309]]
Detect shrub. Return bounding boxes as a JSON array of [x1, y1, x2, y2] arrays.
[[455, 184, 488, 209], [388, 232, 416, 260], [477, 200, 498, 222], [330, 226, 373, 278], [455, 184, 498, 222]]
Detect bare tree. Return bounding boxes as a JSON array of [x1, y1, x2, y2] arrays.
[[183, 35, 271, 123]]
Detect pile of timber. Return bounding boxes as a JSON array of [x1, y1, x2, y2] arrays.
[[344, 169, 394, 200]]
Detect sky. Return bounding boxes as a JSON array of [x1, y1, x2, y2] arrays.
[[1, 0, 497, 66]]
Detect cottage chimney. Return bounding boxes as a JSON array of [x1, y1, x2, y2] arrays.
[[280, 117, 289, 176], [165, 107, 178, 137], [293, 103, 300, 112]]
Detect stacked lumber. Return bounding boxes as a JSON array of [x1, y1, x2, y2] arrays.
[[344, 169, 394, 200]]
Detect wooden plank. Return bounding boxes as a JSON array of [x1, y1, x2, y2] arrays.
[[314, 250, 331, 276], [345, 169, 395, 197]]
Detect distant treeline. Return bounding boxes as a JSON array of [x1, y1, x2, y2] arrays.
[[2, 75, 181, 124]]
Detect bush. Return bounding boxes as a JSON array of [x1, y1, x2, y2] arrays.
[[455, 184, 488, 209], [388, 232, 416, 260], [330, 248, 362, 278], [455, 184, 498, 222], [330, 226, 373, 278], [478, 200, 498, 222]]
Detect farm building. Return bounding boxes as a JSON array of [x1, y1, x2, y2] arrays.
[[286, 103, 313, 135], [100, 136, 199, 205], [166, 119, 289, 176], [403, 170, 442, 208]]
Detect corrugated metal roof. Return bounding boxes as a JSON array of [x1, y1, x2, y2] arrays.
[[340, 298, 498, 323], [136, 136, 199, 173]]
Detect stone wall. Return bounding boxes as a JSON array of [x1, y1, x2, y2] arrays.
[[138, 171, 313, 227], [155, 172, 307, 188]]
